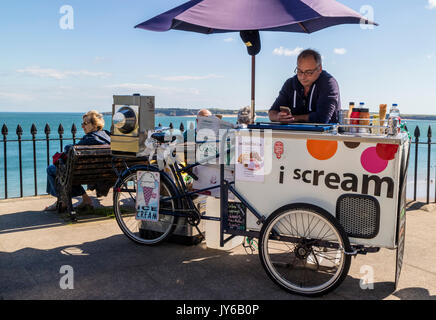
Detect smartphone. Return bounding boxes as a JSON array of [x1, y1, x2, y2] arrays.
[[280, 106, 292, 115]]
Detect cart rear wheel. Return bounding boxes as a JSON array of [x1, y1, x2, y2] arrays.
[[113, 167, 179, 245], [259, 204, 351, 297]]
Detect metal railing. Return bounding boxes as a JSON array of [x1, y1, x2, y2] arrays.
[[0, 122, 184, 200], [0, 121, 435, 203]]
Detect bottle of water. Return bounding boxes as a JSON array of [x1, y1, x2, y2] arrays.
[[387, 103, 401, 135], [389, 103, 400, 119]]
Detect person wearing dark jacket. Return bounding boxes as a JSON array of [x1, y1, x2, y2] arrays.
[[269, 49, 341, 124], [44, 110, 111, 211]]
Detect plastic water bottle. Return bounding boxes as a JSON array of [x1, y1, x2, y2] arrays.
[[389, 103, 400, 119], [387, 103, 401, 135]]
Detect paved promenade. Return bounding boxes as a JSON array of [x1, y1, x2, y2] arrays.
[[1, 193, 435, 300]]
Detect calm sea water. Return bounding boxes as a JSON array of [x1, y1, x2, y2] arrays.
[[0, 112, 435, 200]]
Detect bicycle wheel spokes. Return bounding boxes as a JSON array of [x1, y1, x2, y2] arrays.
[[114, 173, 141, 237], [114, 171, 177, 245], [260, 206, 351, 296]]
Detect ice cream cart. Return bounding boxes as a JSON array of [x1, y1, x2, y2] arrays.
[[111, 102, 410, 296], [216, 122, 410, 296]]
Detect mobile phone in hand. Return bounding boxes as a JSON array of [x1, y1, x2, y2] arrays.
[[280, 106, 292, 115]]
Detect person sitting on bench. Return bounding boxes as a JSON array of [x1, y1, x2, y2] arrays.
[[44, 110, 111, 211]]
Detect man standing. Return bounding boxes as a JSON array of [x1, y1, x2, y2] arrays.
[[183, 108, 212, 142], [269, 49, 341, 124]]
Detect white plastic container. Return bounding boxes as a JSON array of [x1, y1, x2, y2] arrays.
[[192, 164, 235, 199], [205, 197, 244, 250]]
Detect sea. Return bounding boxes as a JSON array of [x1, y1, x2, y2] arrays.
[[0, 112, 435, 201]]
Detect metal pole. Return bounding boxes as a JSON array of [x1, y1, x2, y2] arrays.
[[45, 124, 51, 167], [427, 126, 432, 204], [31, 124, 38, 196], [17, 125, 23, 198], [413, 126, 420, 201], [251, 55, 255, 123], [58, 124, 64, 152], [71, 124, 77, 145], [2, 124, 8, 199]]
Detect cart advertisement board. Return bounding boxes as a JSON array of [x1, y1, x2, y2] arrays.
[[136, 171, 160, 221]]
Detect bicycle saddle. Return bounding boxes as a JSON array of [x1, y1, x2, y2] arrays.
[[151, 132, 177, 143]]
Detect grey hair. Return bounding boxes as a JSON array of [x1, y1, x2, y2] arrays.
[[237, 106, 255, 124], [297, 49, 322, 66]]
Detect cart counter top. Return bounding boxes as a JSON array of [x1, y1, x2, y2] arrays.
[[244, 123, 409, 145]]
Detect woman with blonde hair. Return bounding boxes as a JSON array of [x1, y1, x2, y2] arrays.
[[44, 110, 111, 211]]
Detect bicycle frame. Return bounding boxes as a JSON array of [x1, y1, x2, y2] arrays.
[[154, 132, 268, 248], [120, 130, 356, 251]]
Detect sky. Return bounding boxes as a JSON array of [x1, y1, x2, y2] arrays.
[[1, 0, 436, 114]]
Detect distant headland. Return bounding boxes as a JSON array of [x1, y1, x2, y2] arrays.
[[103, 108, 269, 117], [102, 108, 436, 120]]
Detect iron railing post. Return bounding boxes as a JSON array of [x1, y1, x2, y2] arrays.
[[2, 124, 8, 199], [414, 126, 420, 201], [71, 124, 77, 145], [16, 125, 23, 197], [45, 124, 51, 167], [31, 124, 38, 196], [58, 124, 64, 152], [427, 126, 432, 204]]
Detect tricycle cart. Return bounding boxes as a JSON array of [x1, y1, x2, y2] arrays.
[[112, 121, 410, 297]]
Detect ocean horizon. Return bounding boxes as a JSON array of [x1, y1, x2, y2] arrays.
[[1, 112, 436, 201]]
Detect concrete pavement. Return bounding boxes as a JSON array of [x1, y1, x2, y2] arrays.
[[1, 193, 436, 300]]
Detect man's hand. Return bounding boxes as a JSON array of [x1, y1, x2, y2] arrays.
[[292, 114, 310, 122], [278, 111, 294, 123], [269, 110, 294, 123]]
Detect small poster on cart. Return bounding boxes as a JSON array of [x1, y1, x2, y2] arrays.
[[236, 134, 265, 182], [136, 171, 160, 221]]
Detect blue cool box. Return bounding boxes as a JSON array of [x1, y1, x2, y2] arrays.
[[247, 122, 334, 132]]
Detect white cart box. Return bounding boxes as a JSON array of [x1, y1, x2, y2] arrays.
[[235, 128, 409, 249], [192, 164, 235, 198]]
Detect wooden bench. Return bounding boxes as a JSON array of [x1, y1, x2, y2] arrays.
[[55, 145, 146, 220]]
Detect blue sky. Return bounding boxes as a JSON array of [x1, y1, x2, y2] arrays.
[[1, 0, 436, 114]]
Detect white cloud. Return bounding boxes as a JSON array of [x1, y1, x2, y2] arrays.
[[146, 74, 223, 81], [162, 74, 223, 81], [16, 66, 111, 79], [106, 83, 200, 95], [272, 46, 303, 56], [0, 91, 34, 102], [223, 37, 234, 42], [427, 0, 436, 9], [334, 48, 347, 55], [106, 83, 154, 90], [94, 56, 106, 63]]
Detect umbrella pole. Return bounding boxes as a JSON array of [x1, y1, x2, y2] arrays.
[[251, 55, 255, 123]]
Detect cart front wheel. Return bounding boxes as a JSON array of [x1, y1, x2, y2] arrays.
[[259, 204, 351, 297]]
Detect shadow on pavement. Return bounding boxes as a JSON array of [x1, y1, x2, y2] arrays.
[[0, 230, 420, 300], [0, 210, 65, 235]]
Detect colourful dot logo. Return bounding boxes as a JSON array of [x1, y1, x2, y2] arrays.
[[274, 141, 284, 159], [360, 143, 398, 174], [344, 141, 360, 149], [376, 144, 399, 161], [307, 140, 338, 160]]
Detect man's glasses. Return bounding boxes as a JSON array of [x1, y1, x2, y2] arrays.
[[294, 66, 320, 77], [82, 121, 90, 126]]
